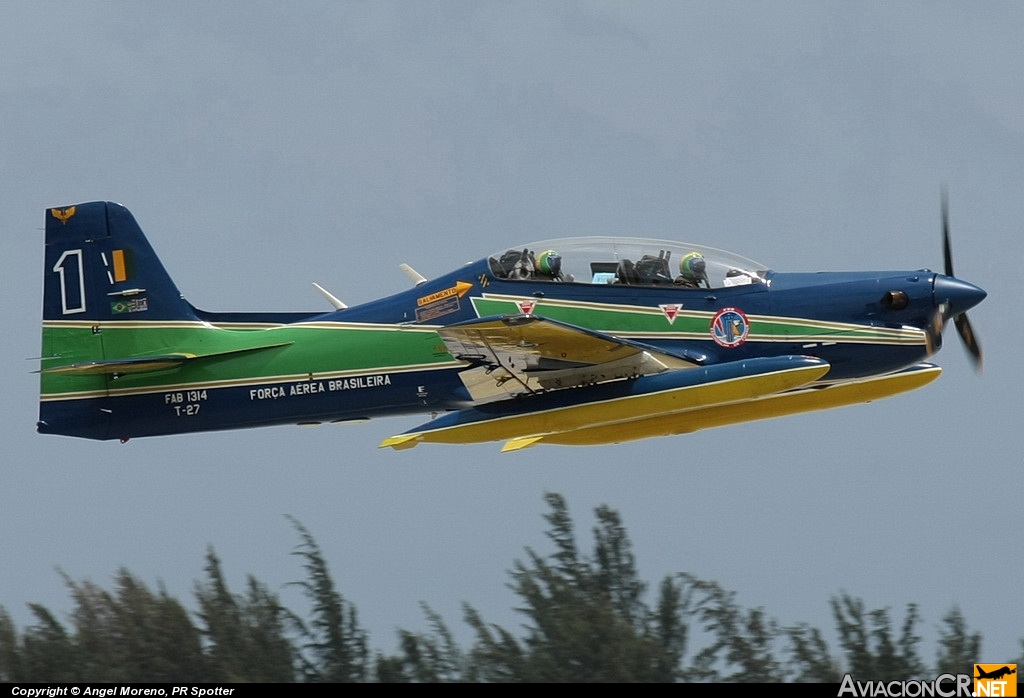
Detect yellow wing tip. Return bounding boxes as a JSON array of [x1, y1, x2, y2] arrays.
[[379, 433, 422, 450], [501, 435, 545, 452]]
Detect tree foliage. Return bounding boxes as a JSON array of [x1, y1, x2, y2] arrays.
[[935, 606, 982, 677], [830, 594, 925, 681], [0, 571, 204, 682], [194, 549, 296, 681], [476, 493, 687, 681], [287, 516, 368, 682], [0, 497, 1016, 682]]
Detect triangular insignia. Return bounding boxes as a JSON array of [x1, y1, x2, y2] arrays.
[[517, 300, 536, 315], [660, 303, 682, 324]]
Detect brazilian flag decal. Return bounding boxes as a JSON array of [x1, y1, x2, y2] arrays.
[[110, 297, 149, 314]]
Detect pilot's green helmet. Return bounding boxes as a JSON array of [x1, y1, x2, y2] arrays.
[[679, 251, 706, 279], [537, 249, 562, 275]]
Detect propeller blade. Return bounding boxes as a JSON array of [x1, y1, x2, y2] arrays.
[[939, 187, 983, 372], [954, 312, 983, 372], [941, 186, 954, 278]]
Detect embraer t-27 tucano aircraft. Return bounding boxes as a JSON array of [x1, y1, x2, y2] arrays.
[[38, 199, 985, 451]]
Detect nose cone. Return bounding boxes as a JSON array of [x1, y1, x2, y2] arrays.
[[933, 275, 987, 316]]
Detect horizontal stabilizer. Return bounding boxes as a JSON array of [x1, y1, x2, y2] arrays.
[[40, 341, 292, 376], [40, 354, 192, 376]]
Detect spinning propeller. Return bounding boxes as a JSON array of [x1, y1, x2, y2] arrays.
[[928, 188, 985, 371]]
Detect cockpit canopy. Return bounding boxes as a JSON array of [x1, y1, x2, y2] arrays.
[[488, 237, 769, 289]]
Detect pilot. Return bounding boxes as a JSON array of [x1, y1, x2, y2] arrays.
[[675, 251, 709, 288], [535, 249, 563, 281]]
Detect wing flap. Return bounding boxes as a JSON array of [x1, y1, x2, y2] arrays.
[[439, 314, 699, 402], [441, 313, 640, 365]]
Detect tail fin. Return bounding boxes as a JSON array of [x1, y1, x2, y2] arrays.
[[40, 203, 200, 439], [43, 202, 196, 323]]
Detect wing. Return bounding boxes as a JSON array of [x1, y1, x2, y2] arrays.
[[383, 311, 839, 451], [382, 360, 939, 452], [383, 314, 941, 453], [438, 313, 700, 403], [382, 354, 834, 451]]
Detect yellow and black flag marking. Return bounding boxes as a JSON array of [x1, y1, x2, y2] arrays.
[[107, 248, 135, 283]]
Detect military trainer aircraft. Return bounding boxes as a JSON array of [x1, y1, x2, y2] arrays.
[[37, 199, 985, 451]]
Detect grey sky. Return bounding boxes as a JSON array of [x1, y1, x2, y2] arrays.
[[2, 1, 1020, 667]]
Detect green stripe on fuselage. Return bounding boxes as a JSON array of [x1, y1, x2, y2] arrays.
[[472, 295, 709, 335], [472, 294, 926, 345], [39, 321, 458, 399]]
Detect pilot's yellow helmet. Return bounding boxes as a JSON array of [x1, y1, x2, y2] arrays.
[[679, 251, 706, 280], [537, 249, 562, 275]]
